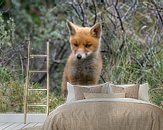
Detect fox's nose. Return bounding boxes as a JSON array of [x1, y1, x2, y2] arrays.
[[77, 54, 82, 59]]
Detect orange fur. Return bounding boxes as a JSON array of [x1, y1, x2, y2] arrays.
[[62, 21, 102, 97]]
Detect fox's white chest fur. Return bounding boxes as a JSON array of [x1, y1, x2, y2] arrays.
[[68, 53, 102, 85], [72, 57, 97, 78]]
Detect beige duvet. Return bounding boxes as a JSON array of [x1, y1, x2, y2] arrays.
[[38, 98, 163, 130], [41, 98, 163, 130]]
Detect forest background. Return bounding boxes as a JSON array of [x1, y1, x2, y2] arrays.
[[0, 0, 162, 113]]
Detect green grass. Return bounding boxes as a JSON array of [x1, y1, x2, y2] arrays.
[[0, 78, 65, 113]]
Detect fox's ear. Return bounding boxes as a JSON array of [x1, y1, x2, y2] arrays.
[[67, 21, 76, 35], [90, 23, 101, 38]]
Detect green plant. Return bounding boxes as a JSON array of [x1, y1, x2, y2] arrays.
[[0, 81, 24, 112], [0, 13, 15, 46], [103, 36, 163, 105], [0, 81, 65, 113], [0, 68, 13, 82]]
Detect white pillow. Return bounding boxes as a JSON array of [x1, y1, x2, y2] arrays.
[[109, 83, 149, 102], [66, 82, 75, 103], [66, 82, 111, 103], [138, 83, 149, 102]]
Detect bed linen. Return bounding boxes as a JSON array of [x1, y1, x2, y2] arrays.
[[41, 98, 163, 130]]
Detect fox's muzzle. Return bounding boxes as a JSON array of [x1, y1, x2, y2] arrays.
[[75, 53, 87, 60], [74, 51, 93, 60], [77, 54, 82, 59]]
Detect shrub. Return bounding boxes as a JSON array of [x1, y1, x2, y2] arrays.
[[0, 81, 65, 113]]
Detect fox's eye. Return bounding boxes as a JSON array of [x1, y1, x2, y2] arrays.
[[74, 43, 78, 47], [85, 44, 91, 48]]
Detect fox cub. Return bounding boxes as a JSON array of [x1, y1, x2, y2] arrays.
[[62, 21, 102, 97]]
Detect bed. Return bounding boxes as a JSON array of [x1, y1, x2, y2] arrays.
[[41, 82, 163, 130], [42, 98, 163, 130]]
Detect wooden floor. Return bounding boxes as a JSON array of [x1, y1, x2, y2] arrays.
[[0, 114, 46, 130], [0, 122, 43, 130]]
